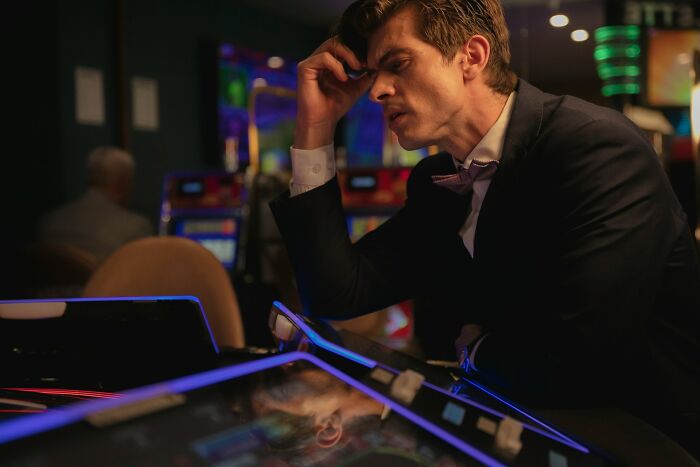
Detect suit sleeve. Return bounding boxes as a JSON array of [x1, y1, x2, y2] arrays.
[[269, 173, 426, 319], [472, 117, 692, 404]]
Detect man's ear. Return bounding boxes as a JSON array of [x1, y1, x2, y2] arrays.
[[459, 35, 490, 81], [315, 411, 343, 448]]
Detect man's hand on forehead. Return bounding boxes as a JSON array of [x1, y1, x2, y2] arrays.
[[294, 35, 372, 148], [327, 36, 367, 80]]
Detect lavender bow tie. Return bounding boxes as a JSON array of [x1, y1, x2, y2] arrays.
[[431, 160, 499, 195]]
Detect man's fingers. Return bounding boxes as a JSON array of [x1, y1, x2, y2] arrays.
[[300, 51, 347, 83], [330, 37, 364, 70], [312, 36, 363, 71]]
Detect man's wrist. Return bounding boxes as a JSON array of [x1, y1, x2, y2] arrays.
[[290, 143, 336, 197], [294, 122, 335, 150]]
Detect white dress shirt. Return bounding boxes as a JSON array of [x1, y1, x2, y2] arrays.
[[455, 91, 516, 256]]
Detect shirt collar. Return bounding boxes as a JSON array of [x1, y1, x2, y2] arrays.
[[453, 91, 517, 170]]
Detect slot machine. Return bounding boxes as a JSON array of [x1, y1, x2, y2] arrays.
[[159, 171, 247, 273]]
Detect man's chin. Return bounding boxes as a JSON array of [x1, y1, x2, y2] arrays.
[[395, 135, 424, 152]]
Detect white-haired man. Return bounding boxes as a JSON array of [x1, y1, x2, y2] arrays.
[[40, 146, 153, 261]]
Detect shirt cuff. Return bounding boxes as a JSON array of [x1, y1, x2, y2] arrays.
[[468, 333, 488, 372], [290, 143, 336, 197]]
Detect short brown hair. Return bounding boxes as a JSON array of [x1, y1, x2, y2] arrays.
[[335, 0, 517, 94]]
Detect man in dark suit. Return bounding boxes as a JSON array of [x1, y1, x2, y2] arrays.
[[270, 0, 700, 455]]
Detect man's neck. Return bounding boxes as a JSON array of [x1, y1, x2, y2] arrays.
[[442, 87, 509, 162]]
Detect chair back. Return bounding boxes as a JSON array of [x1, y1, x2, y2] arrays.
[[18, 242, 98, 298], [83, 236, 245, 348]]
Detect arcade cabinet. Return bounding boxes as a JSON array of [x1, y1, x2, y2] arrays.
[[159, 171, 247, 274], [161, 43, 300, 347]]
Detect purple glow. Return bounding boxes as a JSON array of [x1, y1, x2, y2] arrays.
[[302, 353, 505, 466], [0, 353, 302, 445], [0, 296, 219, 354], [462, 379, 589, 453], [386, 367, 589, 453], [273, 301, 589, 453], [0, 352, 503, 465], [273, 301, 377, 368]]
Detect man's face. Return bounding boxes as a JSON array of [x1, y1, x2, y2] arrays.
[[252, 370, 344, 423], [366, 6, 467, 151]]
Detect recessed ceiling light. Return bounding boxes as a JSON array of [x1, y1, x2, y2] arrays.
[[267, 56, 284, 69], [549, 14, 569, 28], [571, 29, 590, 42]]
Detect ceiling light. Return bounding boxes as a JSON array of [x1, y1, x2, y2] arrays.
[[571, 29, 590, 42], [267, 56, 284, 69], [549, 14, 569, 28], [677, 52, 691, 66]]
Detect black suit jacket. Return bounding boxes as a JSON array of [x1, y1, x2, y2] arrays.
[[271, 80, 700, 429]]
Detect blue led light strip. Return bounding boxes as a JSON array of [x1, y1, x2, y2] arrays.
[[273, 302, 589, 454], [0, 353, 300, 445], [0, 296, 219, 354], [303, 353, 506, 467], [389, 368, 589, 453], [0, 352, 504, 466], [463, 378, 589, 453], [273, 301, 377, 368]]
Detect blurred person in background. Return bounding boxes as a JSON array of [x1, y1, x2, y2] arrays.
[[40, 146, 153, 262]]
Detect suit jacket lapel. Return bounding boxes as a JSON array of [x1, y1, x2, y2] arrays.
[[474, 80, 546, 258]]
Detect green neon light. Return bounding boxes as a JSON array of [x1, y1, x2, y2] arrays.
[[594, 25, 640, 43], [601, 83, 641, 97], [593, 44, 641, 61], [596, 64, 641, 80]]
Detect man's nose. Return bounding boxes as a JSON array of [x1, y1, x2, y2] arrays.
[[369, 74, 394, 103]]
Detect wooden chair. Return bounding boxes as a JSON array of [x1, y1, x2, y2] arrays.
[[83, 236, 245, 348]]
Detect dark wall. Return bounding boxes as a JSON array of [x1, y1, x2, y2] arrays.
[[57, 0, 119, 204], [504, 1, 606, 106], [3, 1, 62, 293], [8, 0, 325, 246], [121, 0, 325, 221]]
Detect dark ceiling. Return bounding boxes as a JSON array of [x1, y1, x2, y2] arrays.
[[239, 0, 607, 103], [504, 1, 605, 101]]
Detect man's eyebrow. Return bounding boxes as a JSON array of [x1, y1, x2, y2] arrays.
[[367, 47, 413, 72]]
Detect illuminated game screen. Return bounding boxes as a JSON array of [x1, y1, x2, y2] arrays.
[[646, 28, 700, 107], [1, 357, 476, 466], [344, 94, 428, 167], [217, 44, 297, 171], [161, 172, 247, 271], [217, 45, 428, 173], [166, 173, 246, 210], [346, 215, 391, 242], [174, 218, 239, 268]]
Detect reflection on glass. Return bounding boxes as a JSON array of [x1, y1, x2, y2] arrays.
[[4, 360, 477, 466], [269, 303, 589, 452], [227, 362, 475, 466]]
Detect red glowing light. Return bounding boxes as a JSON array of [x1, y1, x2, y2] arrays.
[[1, 388, 120, 399]]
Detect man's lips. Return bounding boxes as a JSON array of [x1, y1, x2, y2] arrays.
[[386, 111, 407, 123]]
